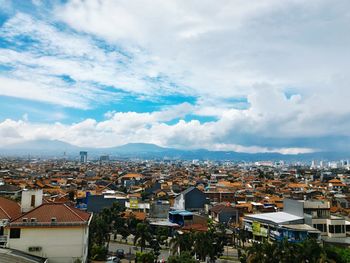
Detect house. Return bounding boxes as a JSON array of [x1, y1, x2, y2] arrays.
[[0, 197, 21, 247], [86, 192, 127, 213], [0, 184, 22, 199], [243, 211, 320, 243], [168, 210, 193, 226], [149, 200, 170, 218], [173, 187, 208, 212], [209, 203, 240, 224], [0, 247, 48, 263], [284, 199, 350, 244], [118, 173, 144, 187], [5, 203, 92, 263], [328, 179, 346, 192]]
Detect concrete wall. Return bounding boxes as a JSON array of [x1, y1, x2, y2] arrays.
[[86, 195, 126, 213], [21, 189, 43, 213], [184, 188, 207, 210], [7, 227, 87, 263], [283, 199, 304, 217], [173, 194, 185, 210]]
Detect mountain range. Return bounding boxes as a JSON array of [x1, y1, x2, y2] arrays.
[[0, 139, 348, 162]]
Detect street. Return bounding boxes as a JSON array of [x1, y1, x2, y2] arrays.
[[109, 239, 239, 262]]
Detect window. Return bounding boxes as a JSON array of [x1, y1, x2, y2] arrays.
[[10, 228, 21, 239], [346, 225, 350, 232], [335, 225, 343, 233], [329, 225, 334, 233], [31, 195, 36, 207], [315, 224, 324, 232]]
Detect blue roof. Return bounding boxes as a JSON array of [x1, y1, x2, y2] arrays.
[[169, 210, 193, 216]]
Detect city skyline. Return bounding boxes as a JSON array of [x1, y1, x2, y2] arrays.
[[1, 1, 350, 154]]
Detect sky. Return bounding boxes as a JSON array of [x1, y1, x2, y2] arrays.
[[0, 0, 350, 154]]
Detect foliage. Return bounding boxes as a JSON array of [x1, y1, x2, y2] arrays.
[[134, 222, 152, 252], [89, 243, 108, 260], [88, 202, 124, 260], [325, 245, 350, 263], [89, 215, 110, 246], [168, 251, 196, 263], [243, 238, 335, 263], [135, 251, 156, 263], [170, 223, 226, 262], [170, 231, 194, 255]]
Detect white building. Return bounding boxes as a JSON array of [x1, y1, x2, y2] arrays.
[[5, 203, 92, 263]]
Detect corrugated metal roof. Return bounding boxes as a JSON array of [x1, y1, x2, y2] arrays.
[[245, 212, 303, 224]]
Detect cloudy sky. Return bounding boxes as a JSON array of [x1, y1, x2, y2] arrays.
[[0, 0, 350, 154]]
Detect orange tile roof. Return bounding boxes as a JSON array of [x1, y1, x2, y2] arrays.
[[288, 183, 308, 188], [122, 210, 146, 221], [0, 197, 21, 220], [121, 173, 143, 179], [11, 203, 91, 224], [328, 179, 342, 183]]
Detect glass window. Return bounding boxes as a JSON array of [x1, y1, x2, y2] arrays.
[[329, 225, 334, 233], [335, 225, 342, 233], [10, 228, 21, 239]]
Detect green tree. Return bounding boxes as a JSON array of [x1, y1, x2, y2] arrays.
[[134, 222, 152, 252], [136, 251, 156, 263], [325, 245, 350, 263], [244, 239, 330, 263], [89, 243, 108, 260], [170, 231, 194, 255], [168, 251, 196, 263]]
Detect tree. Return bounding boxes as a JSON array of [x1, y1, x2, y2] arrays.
[[193, 231, 208, 261], [134, 222, 152, 252], [168, 252, 196, 263], [88, 202, 125, 260], [204, 223, 226, 262], [89, 243, 108, 261], [89, 216, 110, 246], [325, 245, 350, 263], [170, 231, 194, 255], [155, 226, 168, 246], [136, 251, 156, 263], [243, 238, 330, 263]]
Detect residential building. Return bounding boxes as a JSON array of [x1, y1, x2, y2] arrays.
[[5, 203, 92, 263], [173, 187, 208, 212]]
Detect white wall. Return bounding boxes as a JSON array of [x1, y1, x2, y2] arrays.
[[7, 226, 88, 263], [173, 194, 185, 210], [21, 189, 43, 213]]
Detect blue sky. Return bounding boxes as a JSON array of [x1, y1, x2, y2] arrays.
[[1, 0, 350, 153]]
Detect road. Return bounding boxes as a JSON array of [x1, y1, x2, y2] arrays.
[[109, 240, 172, 261], [109, 241, 239, 262]]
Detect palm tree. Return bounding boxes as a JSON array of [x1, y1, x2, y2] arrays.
[[134, 222, 152, 252], [169, 231, 194, 255]]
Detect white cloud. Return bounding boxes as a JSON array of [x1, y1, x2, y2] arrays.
[[1, 1, 350, 152]]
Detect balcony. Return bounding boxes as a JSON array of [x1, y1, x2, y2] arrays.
[[0, 235, 8, 246]]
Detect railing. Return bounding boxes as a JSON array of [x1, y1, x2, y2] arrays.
[[10, 222, 87, 227], [0, 235, 8, 243]]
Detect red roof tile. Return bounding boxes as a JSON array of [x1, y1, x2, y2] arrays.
[[0, 197, 21, 220], [11, 203, 91, 224]]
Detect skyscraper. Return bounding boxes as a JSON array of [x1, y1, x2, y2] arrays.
[[79, 151, 88, 163]]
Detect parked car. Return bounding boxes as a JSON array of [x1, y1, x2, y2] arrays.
[[106, 256, 121, 263], [116, 249, 125, 259]]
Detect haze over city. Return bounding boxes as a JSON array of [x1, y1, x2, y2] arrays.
[[1, 0, 350, 155]]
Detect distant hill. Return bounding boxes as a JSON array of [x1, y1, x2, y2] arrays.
[[108, 143, 166, 153], [0, 139, 349, 161]]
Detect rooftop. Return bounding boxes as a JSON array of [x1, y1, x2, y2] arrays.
[[0, 248, 47, 263], [245, 212, 303, 224], [10, 203, 91, 226]]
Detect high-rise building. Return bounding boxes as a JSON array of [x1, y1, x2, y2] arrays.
[[79, 151, 88, 163]]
